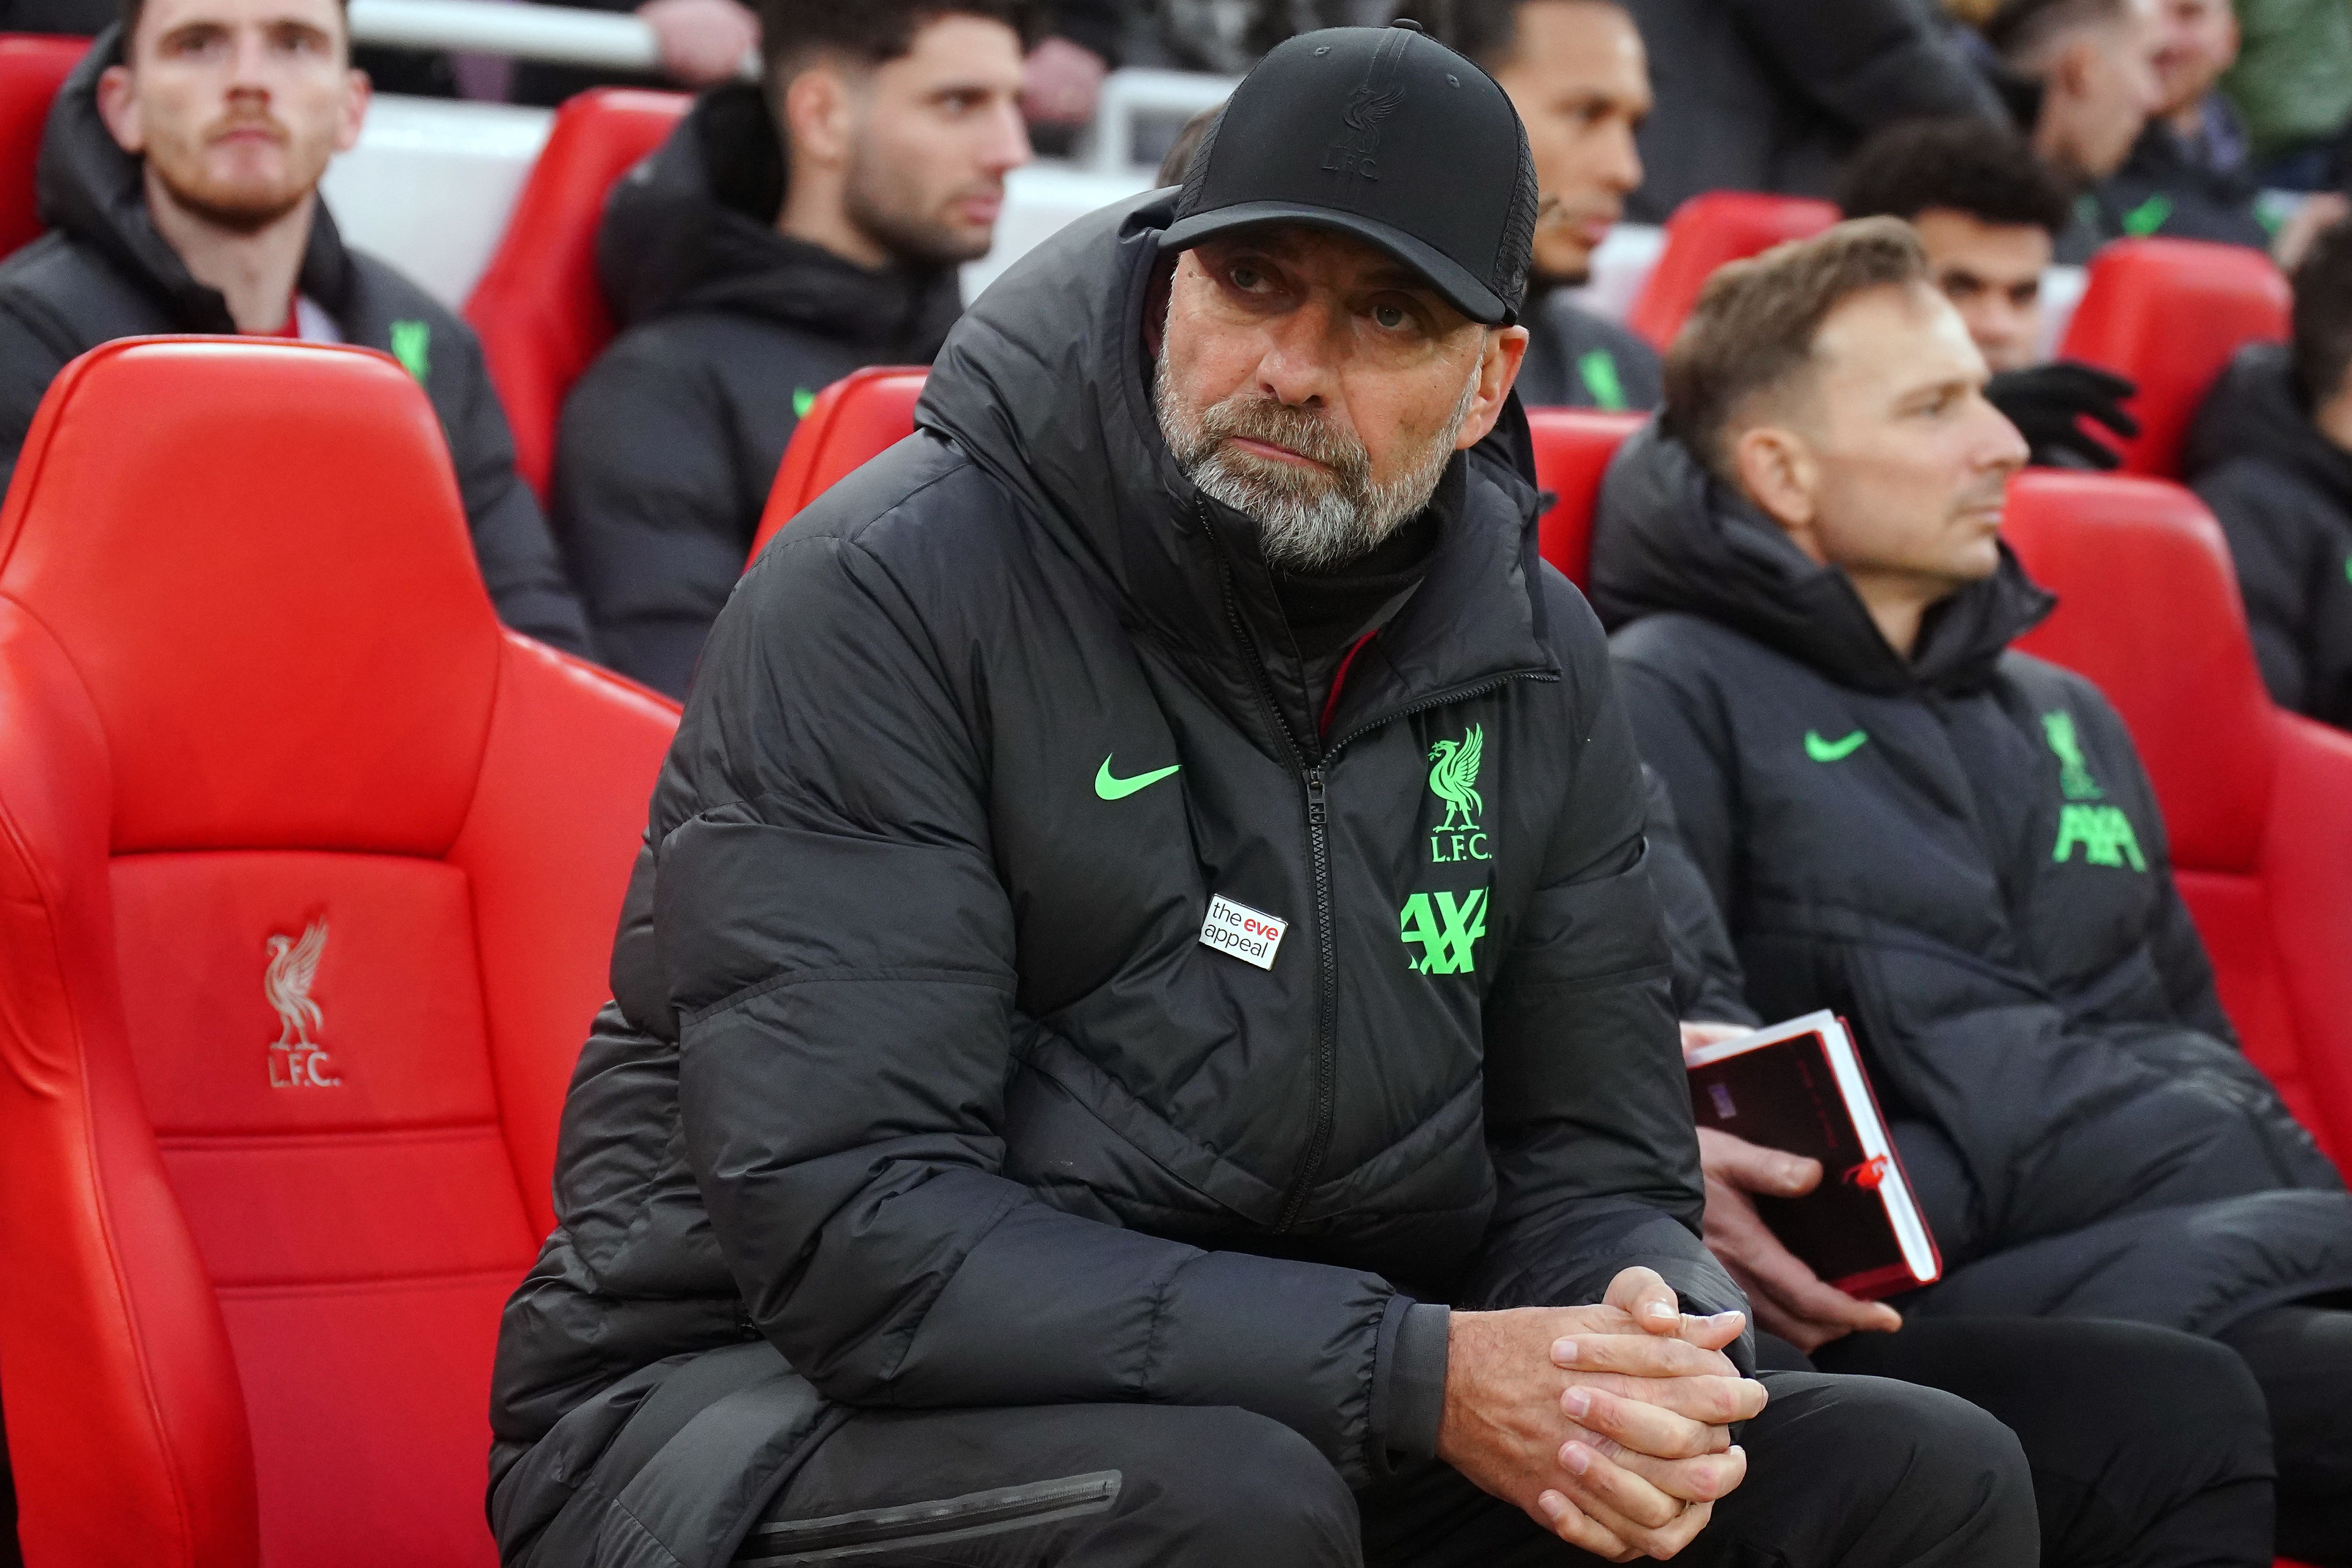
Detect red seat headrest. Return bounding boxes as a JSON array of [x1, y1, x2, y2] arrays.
[[465, 87, 691, 501], [1626, 192, 1840, 351], [2058, 238, 2290, 478], [1527, 407, 1643, 587], [2003, 470, 2274, 869], [0, 338, 503, 856], [748, 365, 928, 561], [0, 34, 85, 261]]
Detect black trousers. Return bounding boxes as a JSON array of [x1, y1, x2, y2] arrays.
[[739, 1368, 2037, 1566], [2216, 1305, 2352, 1567], [1793, 1318, 2278, 1568]]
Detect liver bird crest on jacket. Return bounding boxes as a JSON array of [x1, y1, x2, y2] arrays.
[[1427, 725, 1484, 833], [265, 919, 339, 1088]]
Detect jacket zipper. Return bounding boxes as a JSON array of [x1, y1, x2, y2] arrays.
[[1200, 502, 1561, 1229], [1203, 535, 1335, 1232]]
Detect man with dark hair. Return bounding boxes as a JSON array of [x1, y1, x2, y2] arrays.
[[1836, 117, 2139, 467], [1612, 0, 2001, 222], [1981, 0, 2165, 259], [0, 0, 590, 655], [2185, 214, 2352, 731], [1419, 0, 1661, 412], [553, 0, 1034, 698], [2086, 0, 2270, 251], [491, 26, 2042, 1567], [1591, 216, 2352, 1565]]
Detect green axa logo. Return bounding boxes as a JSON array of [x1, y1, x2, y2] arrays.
[[388, 319, 430, 384], [2044, 709, 2146, 870], [1401, 889, 1486, 975], [1427, 724, 1489, 863]]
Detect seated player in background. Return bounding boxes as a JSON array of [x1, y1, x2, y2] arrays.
[[1836, 117, 2138, 467], [553, 0, 1032, 698], [2185, 214, 2352, 732], [1421, 0, 1660, 413], [2090, 0, 2269, 251], [1979, 0, 2164, 261], [0, 0, 590, 654], [491, 27, 2043, 1566], [1590, 216, 2352, 1566], [1642, 774, 2280, 1568]]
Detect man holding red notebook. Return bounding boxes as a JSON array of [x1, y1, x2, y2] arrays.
[[1597, 218, 2352, 1566]]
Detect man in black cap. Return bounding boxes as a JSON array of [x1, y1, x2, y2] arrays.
[[487, 24, 2036, 1566]]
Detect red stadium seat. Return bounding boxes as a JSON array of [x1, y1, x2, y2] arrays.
[[1527, 406, 1643, 586], [0, 337, 676, 1566], [1626, 192, 1839, 351], [464, 87, 690, 502], [2057, 237, 2290, 479], [2004, 471, 2352, 1169], [747, 364, 929, 559], [0, 33, 88, 261]]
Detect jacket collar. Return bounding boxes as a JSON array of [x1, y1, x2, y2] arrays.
[[597, 83, 963, 356], [1589, 422, 2053, 696]]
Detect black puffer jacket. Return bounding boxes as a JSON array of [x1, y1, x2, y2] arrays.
[[488, 193, 1744, 1566], [1619, 0, 2001, 222], [1591, 423, 2352, 1334], [0, 29, 589, 655], [2185, 342, 2352, 731], [553, 84, 966, 698]]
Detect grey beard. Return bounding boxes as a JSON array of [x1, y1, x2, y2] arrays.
[[1155, 350, 1480, 572]]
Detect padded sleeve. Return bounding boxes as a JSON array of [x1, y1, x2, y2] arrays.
[[551, 343, 750, 700], [647, 530, 1404, 1483], [441, 319, 594, 656], [1468, 604, 1750, 1368], [1723, 0, 2001, 130]]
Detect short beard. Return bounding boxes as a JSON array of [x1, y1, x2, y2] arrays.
[[1155, 349, 1479, 572], [842, 147, 992, 269]]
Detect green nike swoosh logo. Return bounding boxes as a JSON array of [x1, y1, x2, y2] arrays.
[[1805, 729, 1869, 763], [1095, 756, 1180, 800]]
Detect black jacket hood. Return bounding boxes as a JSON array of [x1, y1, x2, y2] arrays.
[[2184, 342, 2352, 511], [598, 83, 962, 357], [36, 25, 356, 330], [1589, 422, 2053, 696]]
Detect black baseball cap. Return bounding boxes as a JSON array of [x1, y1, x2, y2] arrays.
[[1160, 22, 1538, 326]]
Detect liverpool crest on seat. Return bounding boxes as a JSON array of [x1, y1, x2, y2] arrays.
[[265, 919, 340, 1088]]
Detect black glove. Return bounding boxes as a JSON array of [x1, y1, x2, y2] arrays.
[[1985, 361, 2141, 470]]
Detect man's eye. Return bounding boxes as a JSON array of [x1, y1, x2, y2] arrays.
[[1230, 266, 1265, 291], [1372, 304, 1410, 329]]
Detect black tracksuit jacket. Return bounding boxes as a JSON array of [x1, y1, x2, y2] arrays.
[[552, 85, 965, 699], [1516, 289, 1664, 413], [1591, 423, 2352, 1334], [488, 193, 1745, 1566], [0, 28, 590, 657], [2185, 342, 2352, 731]]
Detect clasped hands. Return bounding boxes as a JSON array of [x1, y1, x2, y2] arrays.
[[1437, 1267, 1766, 1561]]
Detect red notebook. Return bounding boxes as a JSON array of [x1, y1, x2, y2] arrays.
[[1684, 1011, 1941, 1301]]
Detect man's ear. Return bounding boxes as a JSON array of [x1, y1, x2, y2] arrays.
[[95, 64, 143, 156], [1453, 324, 1530, 450], [782, 64, 855, 171], [1732, 422, 1825, 557], [333, 67, 372, 155], [2052, 36, 2096, 103]]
